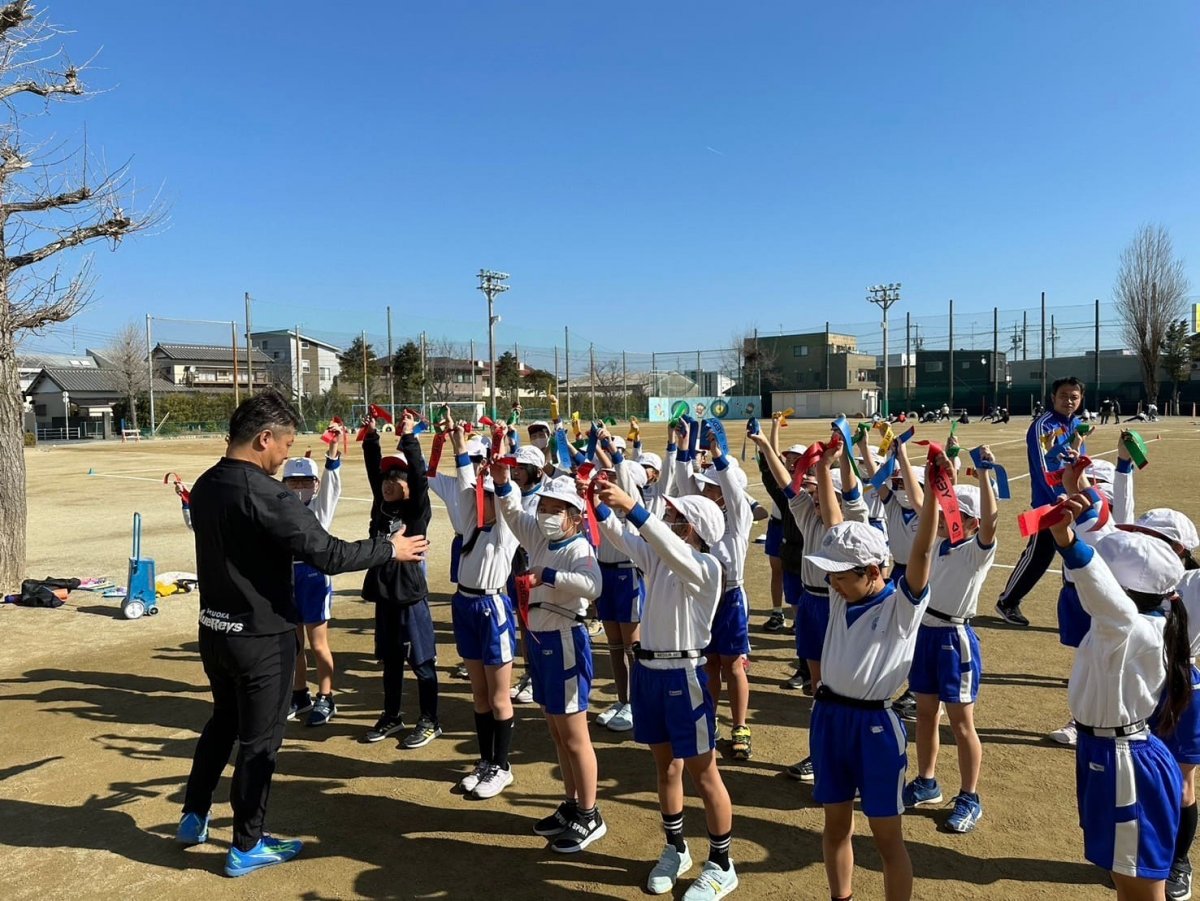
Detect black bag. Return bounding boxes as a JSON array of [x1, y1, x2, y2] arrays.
[[17, 577, 80, 608]]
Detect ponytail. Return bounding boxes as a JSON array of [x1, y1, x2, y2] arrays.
[[1156, 594, 1193, 738]]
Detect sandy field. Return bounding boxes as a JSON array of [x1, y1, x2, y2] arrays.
[[2, 418, 1195, 900]]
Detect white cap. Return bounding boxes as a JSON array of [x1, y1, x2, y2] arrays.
[[611, 436, 626, 451], [282, 457, 319, 480], [955, 485, 981, 519], [1086, 460, 1116, 485], [664, 494, 725, 547], [528, 420, 551, 434], [692, 466, 746, 493], [1096, 531, 1184, 595], [1120, 509, 1200, 551], [830, 469, 843, 492], [807, 521, 891, 572], [639, 452, 663, 472], [513, 445, 545, 468], [783, 444, 807, 457], [465, 438, 487, 459], [539, 475, 585, 511], [623, 463, 648, 489]]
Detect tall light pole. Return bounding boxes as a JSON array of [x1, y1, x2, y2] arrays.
[[62, 390, 70, 440], [478, 269, 510, 420], [867, 283, 901, 417]]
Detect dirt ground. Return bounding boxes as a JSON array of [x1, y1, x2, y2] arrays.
[[2, 418, 1196, 900]]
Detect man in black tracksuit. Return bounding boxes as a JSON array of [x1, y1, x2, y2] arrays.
[[178, 391, 428, 878]]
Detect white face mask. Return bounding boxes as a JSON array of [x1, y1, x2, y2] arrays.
[[532, 435, 549, 449], [537, 512, 569, 541], [295, 488, 316, 505]]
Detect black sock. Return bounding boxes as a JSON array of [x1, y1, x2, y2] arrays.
[[1177, 802, 1198, 865], [474, 711, 494, 763], [662, 811, 685, 852], [492, 716, 514, 769], [577, 804, 597, 820], [708, 829, 731, 870], [413, 660, 439, 724]]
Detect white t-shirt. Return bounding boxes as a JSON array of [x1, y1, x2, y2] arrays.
[[924, 534, 997, 623], [449, 460, 520, 592], [882, 493, 919, 566]]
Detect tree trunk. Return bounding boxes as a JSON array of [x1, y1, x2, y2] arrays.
[[1141, 355, 1159, 406], [0, 312, 28, 593]]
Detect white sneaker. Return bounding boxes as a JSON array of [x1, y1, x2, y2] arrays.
[[1049, 719, 1078, 747], [607, 703, 634, 733], [460, 759, 489, 793], [647, 843, 693, 894], [516, 678, 534, 705], [683, 860, 739, 901], [595, 702, 622, 727], [471, 764, 514, 799]]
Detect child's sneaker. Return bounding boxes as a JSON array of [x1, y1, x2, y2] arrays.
[[175, 812, 209, 845], [516, 675, 534, 704], [306, 693, 335, 727], [287, 690, 313, 722], [1167, 858, 1192, 900], [945, 792, 983, 833], [762, 611, 786, 633], [224, 835, 303, 877], [607, 703, 634, 733], [460, 759, 489, 794], [452, 662, 470, 679], [786, 756, 814, 783], [402, 715, 442, 749], [1049, 719, 1078, 747], [595, 702, 623, 727], [730, 725, 752, 760], [533, 800, 578, 837], [471, 763, 514, 799], [892, 690, 918, 722], [902, 776, 943, 808], [647, 843, 693, 894], [364, 713, 405, 743], [551, 807, 607, 853], [682, 860, 739, 900]]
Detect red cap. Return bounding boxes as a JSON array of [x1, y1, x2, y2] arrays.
[[380, 453, 409, 475]]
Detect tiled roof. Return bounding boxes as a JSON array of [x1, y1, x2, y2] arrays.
[[154, 343, 273, 364]]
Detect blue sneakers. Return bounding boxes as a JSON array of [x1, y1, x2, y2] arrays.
[[902, 776, 943, 809], [175, 812, 209, 845], [945, 792, 983, 833], [224, 835, 303, 877]]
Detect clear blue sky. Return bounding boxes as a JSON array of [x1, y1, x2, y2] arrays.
[[18, 0, 1200, 358]]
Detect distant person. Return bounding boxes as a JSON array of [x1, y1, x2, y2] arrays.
[[994, 377, 1085, 627], [1099, 398, 1113, 425], [1113, 398, 1123, 419], [177, 390, 428, 877]]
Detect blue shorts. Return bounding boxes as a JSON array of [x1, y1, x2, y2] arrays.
[[1152, 665, 1200, 764], [631, 664, 716, 760], [596, 564, 643, 624], [449, 533, 463, 584], [528, 625, 593, 715], [374, 598, 437, 665], [908, 622, 982, 704], [294, 562, 332, 625], [451, 591, 517, 667], [796, 589, 830, 663], [1057, 581, 1091, 649], [782, 570, 803, 606], [890, 562, 907, 587], [764, 518, 783, 558], [1076, 731, 1181, 880], [811, 698, 907, 817], [704, 587, 751, 657]]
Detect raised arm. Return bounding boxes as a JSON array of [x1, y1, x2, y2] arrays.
[[895, 436, 924, 509], [816, 440, 842, 529], [1050, 493, 1142, 633], [490, 462, 541, 548], [1113, 431, 1136, 524], [750, 430, 790, 491], [903, 455, 944, 596], [974, 445, 999, 547]]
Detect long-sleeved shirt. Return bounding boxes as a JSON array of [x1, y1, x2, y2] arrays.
[[189, 458, 393, 636], [823, 577, 930, 701], [786, 483, 870, 589], [361, 430, 431, 606], [758, 453, 806, 573], [1112, 458, 1135, 525], [1027, 409, 1084, 507], [634, 441, 675, 519], [710, 455, 753, 585], [597, 452, 643, 565], [495, 482, 601, 631], [596, 502, 722, 669], [1061, 539, 1166, 728], [448, 454, 519, 592]]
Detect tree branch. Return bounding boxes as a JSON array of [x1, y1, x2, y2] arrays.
[[2, 185, 91, 216], [4, 214, 131, 270], [0, 1, 32, 40]]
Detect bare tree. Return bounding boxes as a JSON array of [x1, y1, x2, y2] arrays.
[[741, 329, 782, 394], [424, 336, 468, 401], [1114, 224, 1190, 406], [0, 1, 158, 591], [103, 320, 146, 428]]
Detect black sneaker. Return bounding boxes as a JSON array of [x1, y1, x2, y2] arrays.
[[1168, 859, 1193, 901], [551, 808, 607, 853], [786, 756, 814, 783], [893, 690, 917, 722], [763, 611, 786, 633], [452, 662, 470, 680], [994, 601, 1030, 627], [287, 690, 313, 722], [784, 669, 809, 691], [533, 801, 578, 837], [306, 693, 336, 727], [401, 715, 442, 749], [365, 714, 405, 743]]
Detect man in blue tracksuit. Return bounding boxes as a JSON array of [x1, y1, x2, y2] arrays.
[[994, 376, 1085, 626]]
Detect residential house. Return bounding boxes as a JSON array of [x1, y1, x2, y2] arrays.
[[151, 343, 273, 392], [250, 330, 342, 397]]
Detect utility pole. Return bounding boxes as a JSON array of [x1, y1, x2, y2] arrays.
[[1050, 315, 1060, 358], [294, 324, 303, 420], [469, 338, 477, 405], [478, 269, 510, 420], [244, 292, 253, 394], [564, 326, 571, 417], [948, 298, 955, 413], [361, 330, 368, 407], [622, 351, 628, 420], [1094, 298, 1101, 399], [992, 307, 999, 410], [866, 283, 901, 416], [1040, 292, 1047, 402], [387, 305, 395, 419], [230, 321, 240, 406], [589, 342, 596, 420], [905, 312, 911, 407], [146, 314, 155, 436], [420, 331, 427, 415]]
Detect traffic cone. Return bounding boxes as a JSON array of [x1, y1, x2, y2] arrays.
[[87, 468, 94, 475]]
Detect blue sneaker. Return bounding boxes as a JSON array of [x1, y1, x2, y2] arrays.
[[224, 835, 303, 877], [176, 812, 209, 845], [902, 776, 943, 809], [945, 792, 983, 833]]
